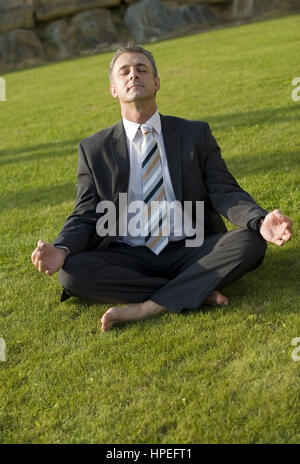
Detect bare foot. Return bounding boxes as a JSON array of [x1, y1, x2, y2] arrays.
[[101, 300, 167, 332], [203, 290, 229, 306]]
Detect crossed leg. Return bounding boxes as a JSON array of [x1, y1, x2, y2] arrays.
[[100, 291, 228, 332], [59, 229, 266, 332]]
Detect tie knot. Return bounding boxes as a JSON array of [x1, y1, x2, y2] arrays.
[[141, 124, 153, 136]]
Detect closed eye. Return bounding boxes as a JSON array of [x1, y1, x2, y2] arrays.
[[118, 64, 149, 76]]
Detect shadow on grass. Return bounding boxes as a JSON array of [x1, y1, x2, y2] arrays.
[[197, 243, 300, 316], [205, 104, 299, 131], [225, 149, 299, 179], [1, 182, 75, 211], [0, 139, 78, 167]]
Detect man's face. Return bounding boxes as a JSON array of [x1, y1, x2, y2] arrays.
[[110, 52, 160, 104]]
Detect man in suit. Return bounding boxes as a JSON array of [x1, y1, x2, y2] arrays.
[[31, 43, 293, 332]]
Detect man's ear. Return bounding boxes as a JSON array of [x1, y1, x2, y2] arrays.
[[110, 83, 117, 99], [154, 76, 160, 92]]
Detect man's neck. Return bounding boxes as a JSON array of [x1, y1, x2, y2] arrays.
[[121, 103, 158, 125]]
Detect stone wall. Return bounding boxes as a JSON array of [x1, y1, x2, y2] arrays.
[[0, 0, 299, 71]]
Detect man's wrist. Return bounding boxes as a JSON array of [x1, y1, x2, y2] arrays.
[[248, 216, 266, 234], [55, 246, 70, 257], [253, 216, 265, 233]]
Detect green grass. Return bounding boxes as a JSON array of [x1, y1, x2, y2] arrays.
[[1, 14, 300, 444]]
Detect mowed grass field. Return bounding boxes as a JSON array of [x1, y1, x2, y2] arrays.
[[0, 14, 299, 444]]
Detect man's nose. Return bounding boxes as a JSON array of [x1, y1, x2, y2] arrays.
[[129, 67, 138, 79]]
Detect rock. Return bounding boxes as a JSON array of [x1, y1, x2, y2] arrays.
[[247, 0, 300, 18], [37, 18, 77, 59], [231, 0, 254, 20], [33, 0, 121, 22], [0, 0, 34, 35], [72, 9, 120, 50], [37, 8, 120, 60], [0, 28, 44, 63], [1, 0, 298, 71], [124, 0, 217, 43], [161, 0, 228, 4], [230, 0, 299, 21], [199, 0, 228, 4]]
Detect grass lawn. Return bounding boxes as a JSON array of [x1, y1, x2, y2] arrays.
[[0, 14, 300, 444]]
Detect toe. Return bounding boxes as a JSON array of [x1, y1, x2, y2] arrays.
[[101, 308, 116, 332]]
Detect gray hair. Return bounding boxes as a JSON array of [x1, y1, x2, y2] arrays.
[[108, 42, 158, 82]]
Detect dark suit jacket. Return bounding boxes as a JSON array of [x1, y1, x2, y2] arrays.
[[53, 114, 268, 255]]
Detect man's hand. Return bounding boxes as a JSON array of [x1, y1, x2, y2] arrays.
[[260, 209, 293, 246], [31, 240, 67, 275]]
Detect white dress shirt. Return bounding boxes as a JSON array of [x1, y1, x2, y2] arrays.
[[114, 111, 190, 246]]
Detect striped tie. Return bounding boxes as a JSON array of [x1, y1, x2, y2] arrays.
[[141, 124, 169, 255]]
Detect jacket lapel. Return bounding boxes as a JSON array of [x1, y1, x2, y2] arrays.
[[110, 120, 130, 196], [160, 114, 182, 202]]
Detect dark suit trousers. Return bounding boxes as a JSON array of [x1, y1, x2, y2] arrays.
[[58, 228, 267, 312]]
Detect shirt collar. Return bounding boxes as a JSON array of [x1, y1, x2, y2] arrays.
[[122, 111, 161, 141]]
